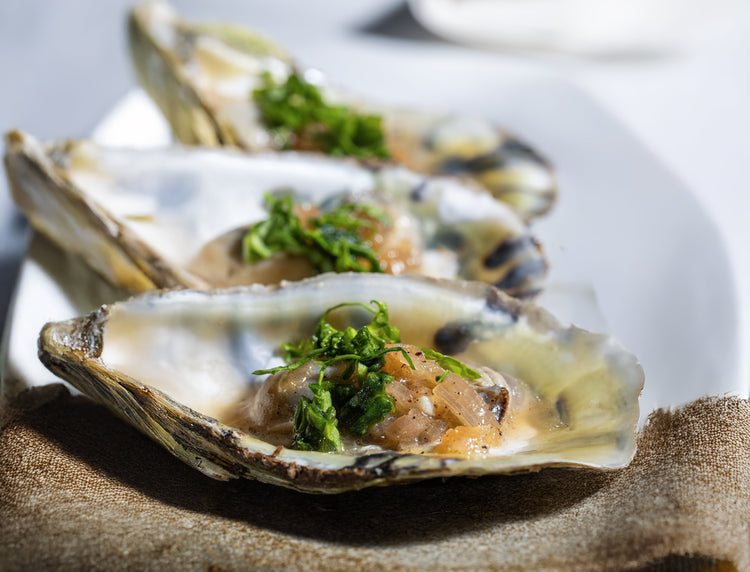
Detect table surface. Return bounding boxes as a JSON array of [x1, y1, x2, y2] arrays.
[[2, 0, 749, 383]]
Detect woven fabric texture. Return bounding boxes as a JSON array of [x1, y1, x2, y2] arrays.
[[1, 385, 748, 571]]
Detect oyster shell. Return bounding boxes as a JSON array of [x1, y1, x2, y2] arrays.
[[128, 0, 557, 222], [38, 274, 644, 493], [4, 130, 547, 297]]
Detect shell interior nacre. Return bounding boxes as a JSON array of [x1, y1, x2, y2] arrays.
[[38, 274, 644, 493], [5, 130, 547, 298], [128, 0, 557, 221]]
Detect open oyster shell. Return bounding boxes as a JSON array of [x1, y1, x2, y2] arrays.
[[38, 274, 644, 494], [5, 130, 547, 297], [128, 1, 557, 222]]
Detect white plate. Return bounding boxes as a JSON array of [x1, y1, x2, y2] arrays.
[[1, 82, 744, 424], [407, 0, 730, 55]]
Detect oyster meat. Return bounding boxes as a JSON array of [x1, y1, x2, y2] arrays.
[[5, 130, 547, 297], [38, 274, 644, 493], [128, 0, 557, 222]]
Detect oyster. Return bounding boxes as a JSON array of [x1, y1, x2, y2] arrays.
[[128, 1, 557, 222], [5, 130, 547, 297], [38, 274, 644, 493]]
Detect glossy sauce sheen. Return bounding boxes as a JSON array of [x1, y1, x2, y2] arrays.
[[233, 345, 513, 456]]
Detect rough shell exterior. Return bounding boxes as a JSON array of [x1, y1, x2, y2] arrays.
[[4, 130, 548, 297], [128, 0, 557, 222], [38, 274, 644, 493]]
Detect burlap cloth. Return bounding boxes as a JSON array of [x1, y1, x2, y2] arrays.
[[0, 384, 747, 571]]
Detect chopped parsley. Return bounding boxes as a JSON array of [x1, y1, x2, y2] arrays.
[[253, 300, 481, 452], [242, 193, 389, 274], [253, 72, 390, 159], [292, 381, 341, 453], [420, 347, 481, 383]]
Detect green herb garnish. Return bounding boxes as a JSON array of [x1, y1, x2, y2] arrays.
[[419, 347, 482, 383], [253, 301, 480, 452], [253, 72, 390, 159], [292, 381, 342, 452], [337, 371, 396, 437], [254, 301, 408, 451], [242, 193, 389, 274]]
